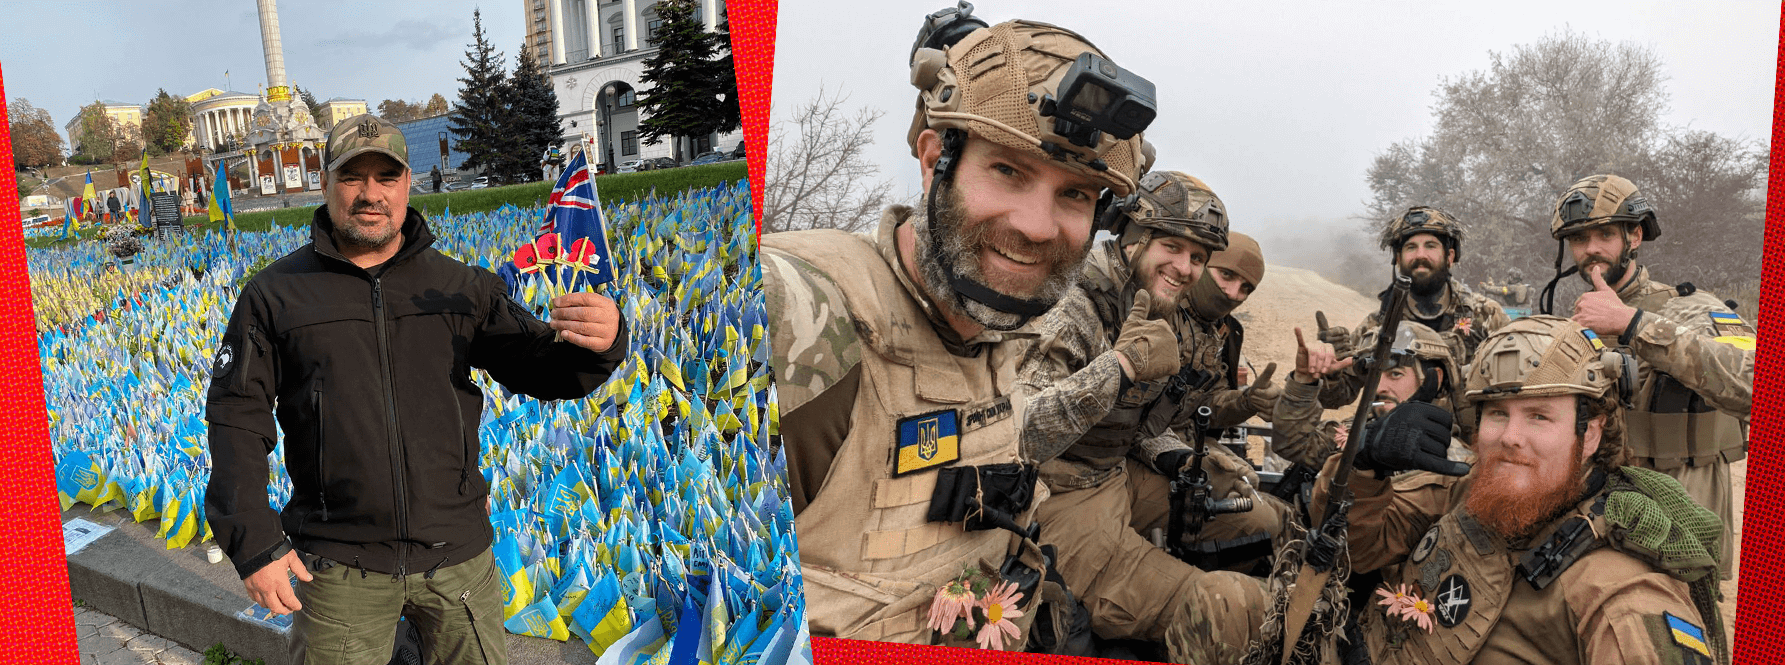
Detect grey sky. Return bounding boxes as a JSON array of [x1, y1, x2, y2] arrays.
[[771, 0, 1780, 234], [0, 0, 524, 145]]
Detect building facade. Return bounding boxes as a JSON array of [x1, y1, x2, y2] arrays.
[[394, 114, 472, 179], [533, 0, 740, 170], [187, 89, 263, 155], [315, 98, 370, 130], [63, 100, 143, 155]]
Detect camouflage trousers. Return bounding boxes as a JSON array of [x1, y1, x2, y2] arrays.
[[291, 547, 507, 665], [1037, 460, 1268, 663]]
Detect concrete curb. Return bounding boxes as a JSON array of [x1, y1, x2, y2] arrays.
[[62, 507, 596, 664]]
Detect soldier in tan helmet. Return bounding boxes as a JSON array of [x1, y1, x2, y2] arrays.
[[1016, 174, 1276, 660], [762, 2, 1190, 652], [1309, 316, 1727, 665], [1315, 206, 1511, 409], [1537, 174, 1753, 578]]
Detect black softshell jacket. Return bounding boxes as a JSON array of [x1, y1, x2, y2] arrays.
[[205, 205, 627, 578]]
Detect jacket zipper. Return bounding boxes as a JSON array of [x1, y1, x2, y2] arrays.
[[458, 374, 472, 495], [374, 278, 410, 576], [315, 378, 327, 522]]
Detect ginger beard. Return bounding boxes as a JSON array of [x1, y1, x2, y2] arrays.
[[917, 183, 1088, 330], [1465, 425, 1588, 541]]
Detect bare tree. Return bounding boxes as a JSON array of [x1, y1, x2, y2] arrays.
[[763, 86, 895, 234], [1363, 29, 1765, 307]]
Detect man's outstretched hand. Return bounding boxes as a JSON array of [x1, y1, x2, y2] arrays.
[[549, 293, 623, 352]]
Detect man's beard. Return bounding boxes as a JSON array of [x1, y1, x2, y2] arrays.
[[333, 204, 402, 250], [1401, 257, 1452, 297], [1464, 435, 1587, 541], [915, 184, 1087, 331], [1575, 246, 1632, 288]]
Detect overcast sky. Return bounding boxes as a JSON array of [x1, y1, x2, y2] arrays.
[[0, 0, 524, 143], [772, 0, 1781, 235]]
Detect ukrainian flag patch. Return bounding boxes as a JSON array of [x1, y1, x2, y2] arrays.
[[1708, 311, 1756, 345], [1581, 329, 1605, 351], [894, 409, 960, 476], [1665, 612, 1712, 658]]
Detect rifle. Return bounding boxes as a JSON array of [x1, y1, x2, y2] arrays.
[[1272, 275, 1412, 665], [1167, 405, 1254, 562]]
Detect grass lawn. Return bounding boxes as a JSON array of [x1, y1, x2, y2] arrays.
[[26, 161, 747, 249]]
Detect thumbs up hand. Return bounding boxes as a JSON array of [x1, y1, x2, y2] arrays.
[[1571, 265, 1638, 337]]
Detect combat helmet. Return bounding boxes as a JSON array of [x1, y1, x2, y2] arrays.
[[1114, 171, 1229, 252], [1358, 321, 1461, 399], [1379, 206, 1465, 261], [907, 2, 1156, 196], [1464, 315, 1632, 407], [1550, 174, 1660, 242], [905, 2, 1159, 323]]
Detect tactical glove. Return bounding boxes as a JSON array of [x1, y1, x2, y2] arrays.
[[1315, 311, 1353, 357], [1241, 362, 1280, 412], [1115, 290, 1180, 382], [1354, 401, 1469, 477]]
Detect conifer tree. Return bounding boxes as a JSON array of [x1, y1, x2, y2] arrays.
[[635, 0, 725, 161], [450, 9, 511, 178], [499, 44, 563, 182]]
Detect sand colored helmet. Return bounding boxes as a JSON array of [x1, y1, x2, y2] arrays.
[[907, 14, 1153, 195], [1464, 315, 1626, 404], [1379, 206, 1465, 261], [1358, 321, 1460, 396], [1118, 171, 1229, 251], [1549, 174, 1661, 242]]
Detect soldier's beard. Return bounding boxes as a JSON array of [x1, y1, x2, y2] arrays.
[[1401, 258, 1452, 297], [1575, 247, 1632, 288], [1465, 435, 1587, 541], [916, 185, 1088, 331]]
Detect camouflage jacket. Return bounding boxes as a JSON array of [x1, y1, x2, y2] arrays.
[[763, 205, 1038, 511], [1319, 278, 1510, 409], [1017, 241, 1257, 489], [1615, 266, 1753, 420], [1479, 281, 1532, 308]]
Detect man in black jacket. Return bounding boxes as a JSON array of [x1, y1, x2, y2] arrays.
[[205, 113, 627, 665]]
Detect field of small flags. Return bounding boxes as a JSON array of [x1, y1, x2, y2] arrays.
[[33, 181, 810, 664]]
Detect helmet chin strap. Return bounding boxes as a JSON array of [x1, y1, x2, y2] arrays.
[[925, 129, 1055, 320]]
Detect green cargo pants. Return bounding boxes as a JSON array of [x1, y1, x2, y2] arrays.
[[290, 547, 508, 665]]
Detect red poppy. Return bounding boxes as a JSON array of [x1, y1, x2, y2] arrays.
[[566, 238, 600, 267], [535, 233, 563, 263], [513, 244, 541, 273]]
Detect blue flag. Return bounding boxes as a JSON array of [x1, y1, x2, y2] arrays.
[[539, 147, 616, 288]]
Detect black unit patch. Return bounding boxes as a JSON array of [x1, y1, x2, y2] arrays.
[[1434, 574, 1471, 628], [212, 341, 235, 378], [1412, 527, 1439, 563]]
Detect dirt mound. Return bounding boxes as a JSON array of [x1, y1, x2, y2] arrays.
[[1233, 265, 1377, 376]]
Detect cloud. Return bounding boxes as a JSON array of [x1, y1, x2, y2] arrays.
[[315, 19, 462, 51]]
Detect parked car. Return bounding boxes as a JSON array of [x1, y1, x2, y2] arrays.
[[729, 141, 746, 159], [617, 159, 644, 173], [22, 215, 50, 227], [468, 176, 492, 190], [689, 151, 728, 166], [644, 157, 679, 171]]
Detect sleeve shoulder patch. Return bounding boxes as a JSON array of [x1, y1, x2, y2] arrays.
[[762, 248, 863, 413]]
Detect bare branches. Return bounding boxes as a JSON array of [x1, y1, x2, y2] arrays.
[[762, 85, 895, 234]]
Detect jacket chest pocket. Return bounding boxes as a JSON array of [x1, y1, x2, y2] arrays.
[[273, 306, 376, 373], [387, 295, 480, 369]]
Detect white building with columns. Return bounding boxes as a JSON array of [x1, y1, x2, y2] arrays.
[[532, 0, 740, 170], [187, 89, 262, 154]]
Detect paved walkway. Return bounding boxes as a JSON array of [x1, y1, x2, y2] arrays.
[[73, 606, 202, 665]]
